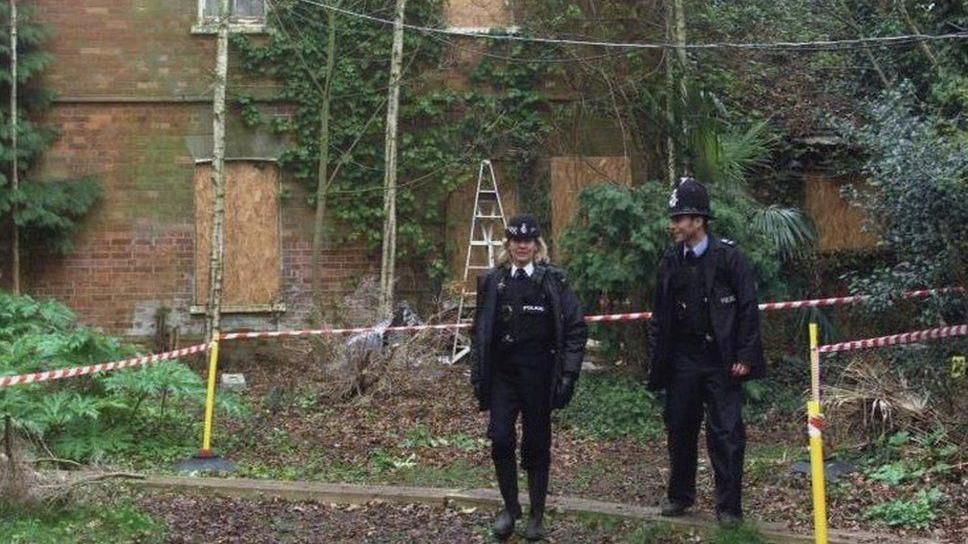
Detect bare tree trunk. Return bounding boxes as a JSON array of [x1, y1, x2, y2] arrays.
[[379, 0, 407, 319], [205, 0, 230, 342], [663, 0, 677, 185], [673, 0, 688, 174], [895, 0, 938, 69], [9, 0, 19, 294], [836, 0, 892, 88], [311, 5, 338, 311]]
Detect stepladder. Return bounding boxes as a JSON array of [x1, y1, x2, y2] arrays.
[[450, 160, 508, 364]]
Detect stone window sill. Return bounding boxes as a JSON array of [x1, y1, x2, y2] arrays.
[[189, 304, 286, 315]]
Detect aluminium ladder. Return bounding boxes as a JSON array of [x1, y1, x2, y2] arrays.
[[450, 160, 508, 364]]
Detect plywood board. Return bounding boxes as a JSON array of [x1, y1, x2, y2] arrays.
[[803, 173, 878, 253], [550, 156, 632, 251], [195, 162, 281, 307]]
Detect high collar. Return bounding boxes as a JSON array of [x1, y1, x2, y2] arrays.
[[683, 234, 709, 258], [510, 262, 535, 277]]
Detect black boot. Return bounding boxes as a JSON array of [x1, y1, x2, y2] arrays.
[[523, 467, 549, 541], [493, 508, 520, 540], [493, 458, 521, 539]]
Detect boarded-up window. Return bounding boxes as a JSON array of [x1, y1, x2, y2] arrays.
[[803, 173, 878, 252], [550, 156, 632, 249], [202, 0, 266, 20], [194, 161, 281, 311]]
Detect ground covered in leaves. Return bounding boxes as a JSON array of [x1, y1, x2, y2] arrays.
[[178, 342, 966, 543], [9, 340, 961, 543]]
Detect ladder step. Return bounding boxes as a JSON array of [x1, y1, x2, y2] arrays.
[[475, 215, 504, 219], [467, 265, 491, 270], [470, 241, 503, 247]]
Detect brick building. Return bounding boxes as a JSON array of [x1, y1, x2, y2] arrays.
[[0, 0, 528, 338], [4, 1, 642, 338]]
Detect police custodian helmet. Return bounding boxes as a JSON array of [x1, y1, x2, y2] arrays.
[[506, 214, 541, 240], [668, 177, 712, 218]]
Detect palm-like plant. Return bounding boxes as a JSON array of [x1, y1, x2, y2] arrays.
[[752, 205, 817, 261], [673, 86, 817, 262]]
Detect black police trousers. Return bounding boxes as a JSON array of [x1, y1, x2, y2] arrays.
[[664, 356, 746, 517], [488, 359, 553, 470]]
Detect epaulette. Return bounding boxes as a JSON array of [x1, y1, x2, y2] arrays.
[[720, 238, 736, 247], [542, 264, 569, 285]]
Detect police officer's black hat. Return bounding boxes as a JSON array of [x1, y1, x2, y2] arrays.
[[505, 214, 541, 240], [668, 177, 712, 218]]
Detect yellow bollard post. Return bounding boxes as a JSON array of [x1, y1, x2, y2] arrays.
[[808, 323, 829, 544], [200, 332, 220, 457]]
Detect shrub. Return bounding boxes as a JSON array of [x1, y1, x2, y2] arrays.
[[0, 291, 241, 463], [556, 373, 663, 443]]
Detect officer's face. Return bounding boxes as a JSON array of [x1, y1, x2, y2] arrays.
[[669, 215, 705, 244], [509, 238, 538, 266]]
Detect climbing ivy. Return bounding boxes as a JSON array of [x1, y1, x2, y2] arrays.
[[233, 0, 555, 284]]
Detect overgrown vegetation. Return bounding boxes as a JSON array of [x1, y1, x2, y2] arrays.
[[0, 291, 243, 471], [556, 373, 663, 442], [234, 0, 554, 285], [0, 498, 165, 544], [0, 3, 101, 257]]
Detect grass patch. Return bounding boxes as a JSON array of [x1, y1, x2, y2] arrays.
[[391, 459, 492, 488], [556, 373, 663, 443], [710, 522, 766, 544], [624, 521, 685, 543], [0, 499, 165, 544]]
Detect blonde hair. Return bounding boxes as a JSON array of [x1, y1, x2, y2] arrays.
[[497, 236, 550, 266]]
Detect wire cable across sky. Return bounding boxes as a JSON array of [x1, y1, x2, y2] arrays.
[[295, 0, 968, 52]]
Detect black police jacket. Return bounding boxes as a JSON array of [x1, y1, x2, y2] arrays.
[[647, 238, 765, 391], [470, 263, 588, 411]]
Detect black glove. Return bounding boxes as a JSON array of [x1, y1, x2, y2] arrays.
[[553, 374, 577, 409], [473, 382, 485, 404]]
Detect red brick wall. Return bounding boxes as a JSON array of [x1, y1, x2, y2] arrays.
[[36, 1, 215, 98], [23, 102, 392, 336], [8, 0, 466, 336]]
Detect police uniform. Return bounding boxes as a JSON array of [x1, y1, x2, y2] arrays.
[[470, 214, 588, 541], [648, 179, 765, 525]]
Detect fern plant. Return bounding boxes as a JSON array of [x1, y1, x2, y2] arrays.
[[0, 290, 244, 463]]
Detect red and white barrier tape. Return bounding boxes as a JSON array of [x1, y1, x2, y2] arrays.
[[0, 342, 209, 388], [220, 322, 473, 340], [756, 288, 958, 312], [1, 289, 960, 388], [807, 415, 825, 437], [585, 311, 653, 322], [220, 288, 960, 340], [818, 324, 968, 353]]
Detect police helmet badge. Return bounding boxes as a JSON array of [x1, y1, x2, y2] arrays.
[[668, 188, 679, 208]]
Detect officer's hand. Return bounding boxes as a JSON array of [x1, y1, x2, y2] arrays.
[[554, 374, 577, 409], [473, 382, 485, 404], [730, 362, 750, 378]]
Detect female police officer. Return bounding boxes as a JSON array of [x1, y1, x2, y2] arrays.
[[470, 214, 587, 541]]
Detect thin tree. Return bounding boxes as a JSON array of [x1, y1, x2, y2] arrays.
[[8, 0, 18, 294], [663, 0, 676, 185], [205, 0, 230, 342], [379, 0, 407, 318], [311, 3, 338, 309]]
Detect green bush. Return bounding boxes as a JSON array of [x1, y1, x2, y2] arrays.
[[556, 373, 663, 443], [0, 291, 243, 463], [865, 488, 944, 529], [0, 500, 165, 544]]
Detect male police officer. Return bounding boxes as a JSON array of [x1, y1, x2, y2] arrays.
[[648, 178, 765, 527], [471, 214, 587, 541]]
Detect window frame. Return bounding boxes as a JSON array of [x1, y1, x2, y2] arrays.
[[190, 157, 286, 315], [192, 0, 270, 35]]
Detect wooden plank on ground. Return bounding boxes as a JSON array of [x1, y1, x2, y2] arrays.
[[133, 476, 933, 544]]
